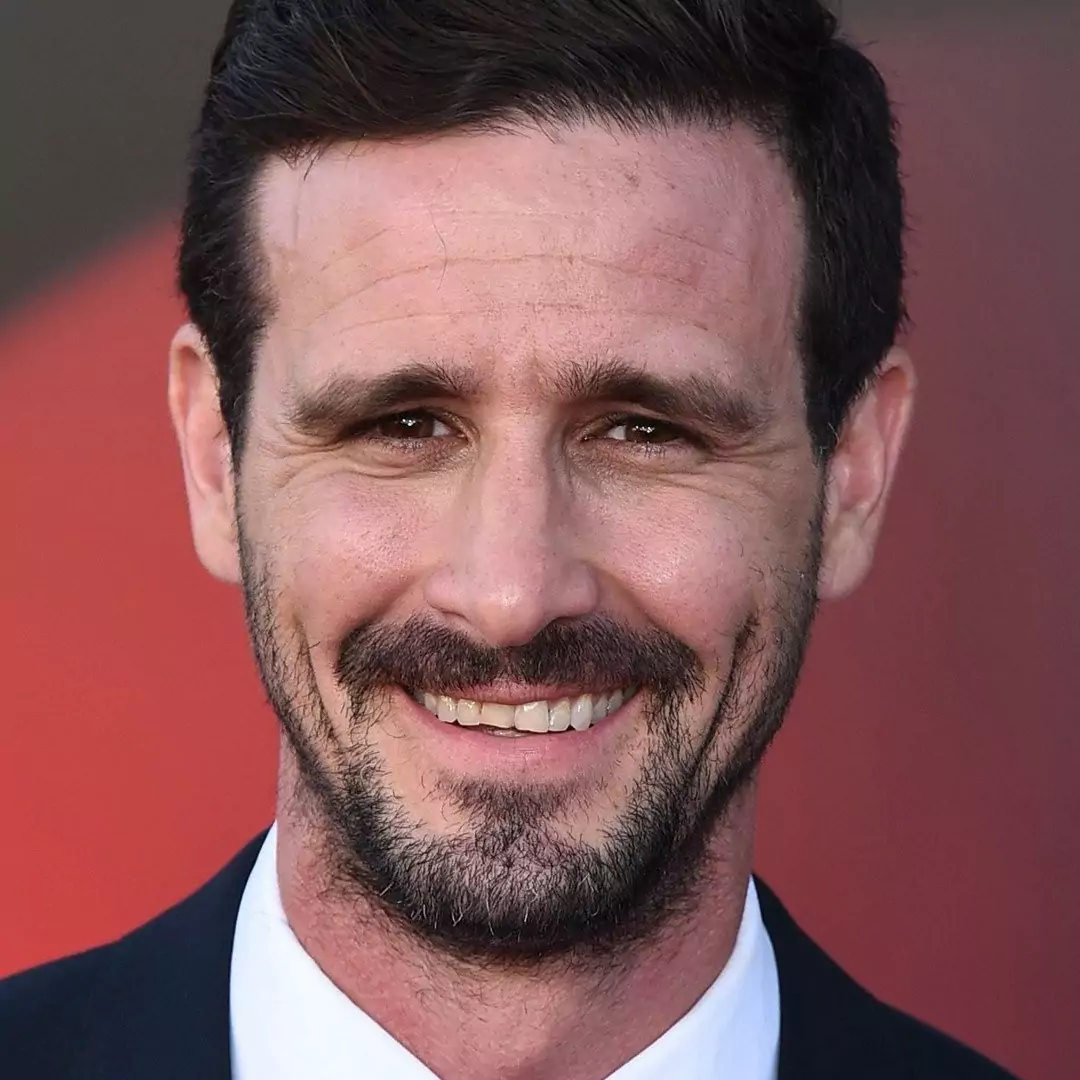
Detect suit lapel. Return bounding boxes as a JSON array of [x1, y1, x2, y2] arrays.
[[68, 842, 909, 1079], [756, 877, 906, 1080], [77, 833, 266, 1080]]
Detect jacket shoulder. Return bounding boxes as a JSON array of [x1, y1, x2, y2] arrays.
[[755, 878, 1019, 1079], [875, 998, 1019, 1078], [0, 937, 135, 1074], [0, 834, 265, 1080]]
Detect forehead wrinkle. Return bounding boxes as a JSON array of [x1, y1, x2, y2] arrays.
[[261, 152, 393, 290], [263, 127, 793, 277], [313, 224, 398, 277], [256, 124, 805, 404], [320, 252, 722, 313], [293, 220, 772, 341], [314, 305, 725, 338]]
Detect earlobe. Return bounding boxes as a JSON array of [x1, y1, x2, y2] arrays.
[[817, 347, 916, 601], [168, 325, 242, 584]]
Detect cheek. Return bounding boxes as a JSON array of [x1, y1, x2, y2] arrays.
[[593, 484, 797, 665], [271, 473, 431, 646], [596, 475, 812, 673]]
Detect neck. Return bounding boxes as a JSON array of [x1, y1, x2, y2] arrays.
[[274, 753, 759, 1080]]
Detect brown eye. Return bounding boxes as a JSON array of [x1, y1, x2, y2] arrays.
[[604, 417, 683, 444], [370, 411, 451, 439]]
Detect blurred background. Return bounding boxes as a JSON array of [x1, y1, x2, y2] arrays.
[[1, 2, 1077, 1076]]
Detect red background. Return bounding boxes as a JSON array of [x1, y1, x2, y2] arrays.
[[1, 23, 1076, 1079]]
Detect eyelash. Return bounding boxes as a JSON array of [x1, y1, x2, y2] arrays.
[[344, 410, 455, 446], [589, 412, 699, 453], [350, 409, 699, 455]]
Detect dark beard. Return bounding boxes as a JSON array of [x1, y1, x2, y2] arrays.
[[240, 510, 821, 967]]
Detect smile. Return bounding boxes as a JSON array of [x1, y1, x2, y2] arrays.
[[410, 688, 636, 733]]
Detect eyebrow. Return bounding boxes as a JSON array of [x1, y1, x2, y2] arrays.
[[552, 356, 771, 442], [286, 356, 771, 442], [287, 361, 479, 436]]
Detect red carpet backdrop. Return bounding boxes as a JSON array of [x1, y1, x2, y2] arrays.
[[1, 5, 1077, 1078]]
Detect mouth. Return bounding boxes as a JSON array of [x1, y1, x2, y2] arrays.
[[408, 687, 638, 735]]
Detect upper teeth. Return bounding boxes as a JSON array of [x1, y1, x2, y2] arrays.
[[417, 688, 630, 733]]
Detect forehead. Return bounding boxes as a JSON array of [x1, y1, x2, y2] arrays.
[[254, 122, 804, 400]]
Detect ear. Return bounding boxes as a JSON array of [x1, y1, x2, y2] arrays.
[[817, 347, 916, 601], [167, 324, 241, 584]]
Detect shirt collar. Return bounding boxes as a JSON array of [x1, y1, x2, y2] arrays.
[[230, 825, 779, 1080]]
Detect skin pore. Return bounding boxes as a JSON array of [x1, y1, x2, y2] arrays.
[[169, 122, 914, 1079]]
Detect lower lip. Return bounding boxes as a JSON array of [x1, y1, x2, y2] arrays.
[[398, 689, 638, 778]]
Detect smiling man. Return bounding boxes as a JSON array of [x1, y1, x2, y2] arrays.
[[0, 2, 1016, 1079]]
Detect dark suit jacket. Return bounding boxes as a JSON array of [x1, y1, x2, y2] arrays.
[[0, 834, 1017, 1079]]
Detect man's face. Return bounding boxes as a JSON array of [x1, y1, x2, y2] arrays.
[[179, 123, 847, 958]]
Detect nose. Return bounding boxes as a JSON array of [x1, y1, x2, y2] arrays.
[[422, 443, 600, 647]]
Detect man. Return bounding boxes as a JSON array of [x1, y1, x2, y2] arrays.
[[0, 0, 1017, 1077]]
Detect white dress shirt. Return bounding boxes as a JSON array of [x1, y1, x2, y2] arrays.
[[230, 826, 780, 1079]]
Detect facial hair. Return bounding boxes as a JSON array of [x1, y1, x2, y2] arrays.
[[240, 504, 821, 966]]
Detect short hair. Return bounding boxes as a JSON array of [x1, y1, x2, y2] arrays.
[[179, 0, 905, 460]]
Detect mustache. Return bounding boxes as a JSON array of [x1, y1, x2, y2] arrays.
[[335, 614, 705, 703]]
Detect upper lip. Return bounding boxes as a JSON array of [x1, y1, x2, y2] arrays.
[[407, 684, 629, 707]]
